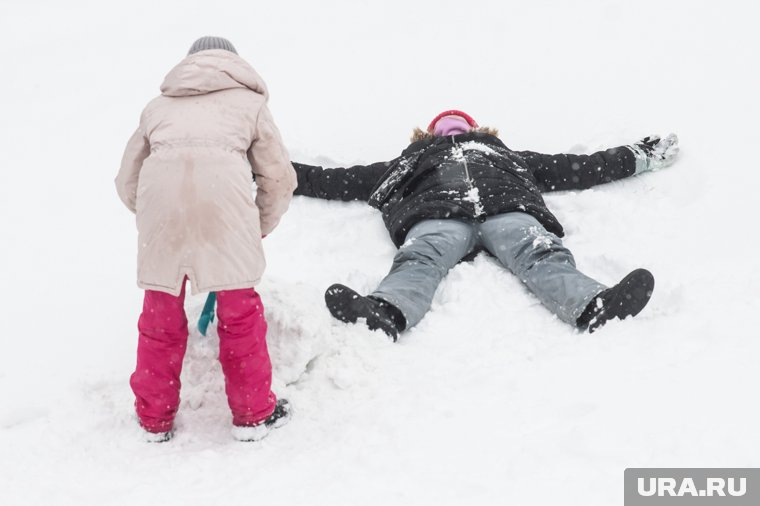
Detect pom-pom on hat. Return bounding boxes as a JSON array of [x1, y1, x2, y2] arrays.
[[427, 110, 479, 133], [188, 36, 238, 55]]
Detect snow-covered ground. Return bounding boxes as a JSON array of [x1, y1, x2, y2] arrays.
[[1, 1, 758, 504]]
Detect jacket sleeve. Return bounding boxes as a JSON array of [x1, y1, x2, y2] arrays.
[[115, 121, 150, 213], [292, 159, 391, 201], [247, 105, 298, 236], [517, 145, 636, 192]]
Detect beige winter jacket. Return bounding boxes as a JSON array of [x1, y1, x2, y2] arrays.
[[116, 50, 297, 296]]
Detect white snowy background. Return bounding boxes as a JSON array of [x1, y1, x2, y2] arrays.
[[1, 0, 758, 504]]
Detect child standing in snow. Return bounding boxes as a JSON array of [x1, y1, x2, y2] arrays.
[[115, 37, 297, 442]]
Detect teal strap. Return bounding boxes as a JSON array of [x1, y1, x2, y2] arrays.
[[198, 292, 217, 336]]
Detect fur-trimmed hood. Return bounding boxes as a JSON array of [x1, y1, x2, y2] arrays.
[[410, 126, 500, 143]]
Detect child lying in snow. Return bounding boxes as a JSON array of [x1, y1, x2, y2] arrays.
[[292, 110, 679, 340], [115, 36, 297, 442]]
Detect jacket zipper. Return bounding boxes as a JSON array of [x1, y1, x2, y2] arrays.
[[451, 136, 483, 217], [452, 136, 473, 182]]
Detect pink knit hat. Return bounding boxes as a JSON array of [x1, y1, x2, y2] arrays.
[[427, 110, 479, 133]]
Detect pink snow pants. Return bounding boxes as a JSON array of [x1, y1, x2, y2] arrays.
[[130, 280, 276, 433]]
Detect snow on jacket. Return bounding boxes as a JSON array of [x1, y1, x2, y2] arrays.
[[293, 131, 635, 246], [116, 49, 297, 296]]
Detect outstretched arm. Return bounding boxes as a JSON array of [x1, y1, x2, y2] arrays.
[[293, 159, 392, 201], [520, 134, 679, 192]]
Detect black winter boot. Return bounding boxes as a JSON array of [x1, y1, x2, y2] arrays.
[[143, 429, 174, 443], [324, 284, 405, 341], [232, 398, 291, 442], [577, 268, 655, 333]]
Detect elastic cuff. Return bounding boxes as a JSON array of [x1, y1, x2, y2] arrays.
[[571, 286, 608, 324], [368, 293, 409, 330], [627, 145, 651, 174]]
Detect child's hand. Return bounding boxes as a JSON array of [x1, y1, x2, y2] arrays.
[[631, 133, 679, 173]]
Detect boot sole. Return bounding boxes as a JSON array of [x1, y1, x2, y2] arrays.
[[324, 284, 399, 340], [609, 269, 655, 319], [325, 284, 362, 324], [589, 269, 655, 332]]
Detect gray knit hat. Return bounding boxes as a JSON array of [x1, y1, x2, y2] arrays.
[[188, 36, 238, 55]]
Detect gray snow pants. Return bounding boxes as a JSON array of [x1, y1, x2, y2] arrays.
[[371, 212, 606, 329]]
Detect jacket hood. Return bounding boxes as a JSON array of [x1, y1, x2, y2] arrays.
[[160, 49, 269, 98], [402, 129, 507, 156], [410, 126, 499, 143]]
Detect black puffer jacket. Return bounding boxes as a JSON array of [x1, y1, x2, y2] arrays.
[[294, 132, 635, 246]]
